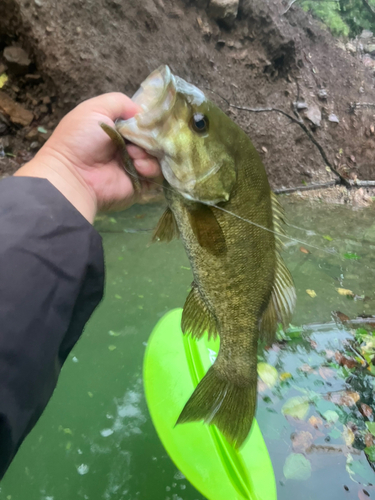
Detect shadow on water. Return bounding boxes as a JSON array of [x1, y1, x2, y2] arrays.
[[1, 198, 375, 500]]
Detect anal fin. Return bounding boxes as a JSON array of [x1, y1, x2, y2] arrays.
[[182, 284, 218, 340]]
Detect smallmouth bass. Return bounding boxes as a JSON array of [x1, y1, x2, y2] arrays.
[[103, 66, 296, 448]]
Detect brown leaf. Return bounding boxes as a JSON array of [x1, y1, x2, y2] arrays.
[[319, 366, 336, 381], [335, 352, 358, 369], [309, 340, 318, 349], [299, 363, 315, 373], [291, 431, 314, 453], [308, 415, 323, 428], [360, 404, 373, 418], [365, 432, 374, 448], [300, 246, 310, 254], [326, 390, 360, 407], [332, 311, 350, 323]]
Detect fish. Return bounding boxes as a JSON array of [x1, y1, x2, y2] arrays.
[[103, 65, 296, 448]]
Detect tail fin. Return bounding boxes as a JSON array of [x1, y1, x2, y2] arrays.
[[176, 365, 257, 448]]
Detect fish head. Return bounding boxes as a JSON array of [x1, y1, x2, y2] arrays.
[[116, 65, 238, 204]]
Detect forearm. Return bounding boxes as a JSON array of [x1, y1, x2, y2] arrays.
[[0, 176, 104, 478]]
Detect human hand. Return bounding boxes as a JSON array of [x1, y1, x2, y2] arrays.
[[15, 93, 162, 222]]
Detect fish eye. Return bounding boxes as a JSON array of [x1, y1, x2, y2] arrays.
[[190, 113, 209, 134]]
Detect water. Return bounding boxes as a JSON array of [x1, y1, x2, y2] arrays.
[[1, 198, 375, 500]]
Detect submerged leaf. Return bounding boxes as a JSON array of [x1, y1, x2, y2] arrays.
[[280, 372, 292, 381], [323, 235, 333, 241], [337, 288, 354, 297], [283, 453, 312, 481], [342, 426, 355, 446], [366, 422, 375, 437], [326, 390, 360, 407], [343, 252, 360, 261], [282, 397, 310, 420], [306, 289, 317, 298], [364, 446, 375, 461], [291, 431, 314, 453], [323, 410, 339, 423], [257, 363, 278, 388]]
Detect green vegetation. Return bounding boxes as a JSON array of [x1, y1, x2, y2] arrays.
[[300, 0, 375, 38]]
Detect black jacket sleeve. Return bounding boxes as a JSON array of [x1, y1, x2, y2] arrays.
[[0, 177, 104, 478]]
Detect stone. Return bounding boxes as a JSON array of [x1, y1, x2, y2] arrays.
[[0, 91, 33, 126], [317, 88, 328, 100], [208, 0, 238, 26], [360, 29, 373, 39], [365, 44, 375, 54], [25, 74, 42, 82], [42, 96, 51, 104], [328, 113, 339, 123], [39, 104, 48, 113], [25, 127, 39, 140], [304, 103, 321, 127], [3, 46, 31, 75], [345, 42, 356, 54]]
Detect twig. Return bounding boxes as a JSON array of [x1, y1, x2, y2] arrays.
[[274, 181, 339, 194], [354, 180, 375, 187]]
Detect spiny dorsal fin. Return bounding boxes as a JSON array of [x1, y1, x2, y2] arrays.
[[152, 207, 179, 243], [181, 283, 218, 340], [187, 205, 227, 256], [260, 194, 296, 344]]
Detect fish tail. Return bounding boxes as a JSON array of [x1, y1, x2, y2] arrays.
[[176, 363, 257, 448]]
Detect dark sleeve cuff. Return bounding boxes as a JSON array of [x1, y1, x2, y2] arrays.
[[0, 176, 104, 478]]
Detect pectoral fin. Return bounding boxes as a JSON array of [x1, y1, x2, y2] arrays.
[[182, 283, 218, 340], [100, 122, 141, 193], [187, 205, 227, 256], [151, 207, 179, 242]]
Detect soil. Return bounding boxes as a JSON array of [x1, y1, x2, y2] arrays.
[[1, 0, 375, 199]]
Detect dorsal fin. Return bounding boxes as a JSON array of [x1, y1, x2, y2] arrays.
[[260, 193, 296, 344]]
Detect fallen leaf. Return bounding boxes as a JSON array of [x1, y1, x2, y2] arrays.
[[306, 289, 317, 298], [0, 73, 8, 89], [291, 431, 314, 453], [280, 372, 292, 381], [343, 425, 355, 446], [365, 432, 374, 448], [332, 311, 350, 323], [344, 252, 360, 261], [319, 366, 336, 380], [325, 349, 336, 359], [108, 345, 117, 351], [337, 288, 354, 297], [360, 404, 373, 418], [283, 453, 312, 481], [323, 410, 339, 423], [299, 363, 315, 373], [323, 235, 333, 241], [300, 247, 310, 254], [309, 340, 318, 349], [282, 396, 310, 420], [257, 362, 278, 388], [326, 390, 360, 407], [308, 415, 323, 428], [335, 352, 358, 369]]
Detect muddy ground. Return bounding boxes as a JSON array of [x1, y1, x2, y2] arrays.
[[0, 0, 375, 201]]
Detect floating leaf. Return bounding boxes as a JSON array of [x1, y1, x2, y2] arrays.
[[291, 431, 313, 453], [344, 252, 360, 261], [280, 372, 292, 381], [329, 428, 341, 439], [343, 426, 355, 446], [366, 422, 375, 437], [360, 404, 372, 418], [326, 390, 360, 407], [306, 289, 317, 298], [300, 247, 310, 254], [0, 73, 8, 89], [108, 330, 120, 337], [364, 446, 375, 461], [108, 345, 117, 351], [319, 367, 335, 380], [283, 453, 312, 481], [335, 352, 358, 369], [282, 397, 310, 420], [323, 235, 333, 241], [114, 294, 122, 299], [323, 410, 339, 423], [257, 363, 278, 388], [308, 416, 322, 428], [337, 288, 354, 297]]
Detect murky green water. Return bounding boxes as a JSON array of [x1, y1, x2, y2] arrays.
[[1, 198, 375, 500]]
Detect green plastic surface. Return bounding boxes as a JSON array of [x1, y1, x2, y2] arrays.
[[143, 308, 277, 500]]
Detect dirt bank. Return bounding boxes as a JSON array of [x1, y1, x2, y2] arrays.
[[1, 0, 375, 192]]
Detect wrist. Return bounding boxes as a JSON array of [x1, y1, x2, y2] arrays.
[[14, 147, 97, 223]]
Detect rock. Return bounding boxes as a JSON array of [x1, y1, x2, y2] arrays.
[[304, 103, 321, 127], [360, 29, 373, 39], [3, 46, 31, 75], [345, 42, 357, 54], [42, 96, 51, 105], [194, 0, 209, 7], [294, 101, 308, 110], [317, 88, 328, 100], [365, 44, 375, 54], [216, 39, 226, 49], [208, 0, 238, 26], [0, 91, 33, 126], [25, 127, 39, 140], [39, 104, 48, 113], [328, 113, 339, 123]]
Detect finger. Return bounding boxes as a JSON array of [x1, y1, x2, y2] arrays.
[[126, 143, 153, 160], [80, 92, 141, 122], [134, 158, 161, 178]]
